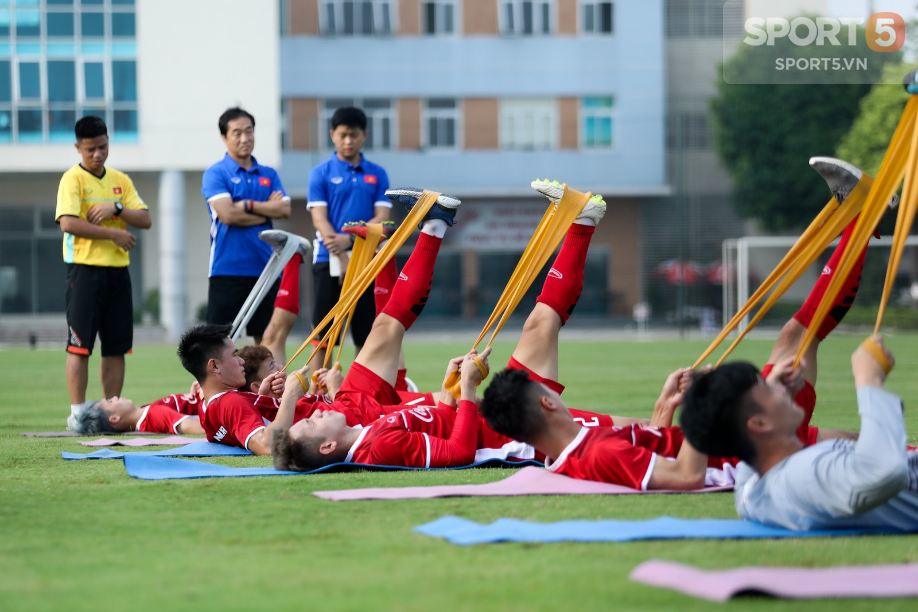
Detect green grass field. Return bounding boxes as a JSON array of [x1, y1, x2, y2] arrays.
[[1, 334, 917, 611]]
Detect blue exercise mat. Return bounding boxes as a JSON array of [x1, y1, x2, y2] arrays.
[[413, 516, 911, 545], [62, 441, 252, 460], [123, 454, 542, 480]]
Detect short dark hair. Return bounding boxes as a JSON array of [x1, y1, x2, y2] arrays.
[[239, 345, 273, 389], [272, 428, 332, 472], [75, 116, 107, 141], [680, 362, 763, 465], [219, 107, 256, 136], [330, 106, 367, 131], [479, 368, 548, 443], [177, 324, 232, 384]]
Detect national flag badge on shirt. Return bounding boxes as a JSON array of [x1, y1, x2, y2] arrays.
[[113, 187, 123, 195], [259, 177, 271, 187], [364, 175, 377, 184]]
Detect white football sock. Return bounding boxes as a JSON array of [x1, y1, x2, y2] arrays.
[[421, 219, 448, 238]]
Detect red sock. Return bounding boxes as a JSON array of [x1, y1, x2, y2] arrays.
[[793, 216, 868, 340], [536, 224, 594, 325], [374, 257, 398, 315], [381, 233, 441, 329]]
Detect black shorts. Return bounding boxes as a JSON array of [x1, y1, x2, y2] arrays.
[[207, 275, 280, 338], [312, 261, 375, 347], [65, 264, 133, 357]]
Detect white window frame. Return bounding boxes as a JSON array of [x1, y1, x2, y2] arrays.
[[421, 0, 460, 36], [581, 0, 614, 36], [499, 0, 553, 36], [579, 97, 616, 150], [319, 0, 397, 36], [78, 58, 108, 105], [423, 98, 461, 151], [499, 98, 556, 151], [320, 98, 397, 152]]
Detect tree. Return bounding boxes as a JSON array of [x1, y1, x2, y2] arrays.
[[711, 20, 899, 231], [836, 63, 914, 176]]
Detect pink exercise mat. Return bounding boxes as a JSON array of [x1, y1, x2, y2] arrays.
[[314, 466, 731, 501], [630, 559, 918, 601], [79, 436, 198, 447]]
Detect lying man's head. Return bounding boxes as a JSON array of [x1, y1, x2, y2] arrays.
[[239, 345, 280, 392], [680, 361, 806, 466], [479, 368, 560, 444], [71, 397, 140, 434], [177, 324, 245, 389], [272, 410, 351, 471]]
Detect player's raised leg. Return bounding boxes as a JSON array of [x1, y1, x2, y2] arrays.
[[509, 180, 605, 383], [349, 188, 460, 386]]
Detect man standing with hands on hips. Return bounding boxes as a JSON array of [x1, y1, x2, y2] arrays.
[[307, 106, 390, 370], [56, 116, 152, 427], [202, 108, 291, 343]]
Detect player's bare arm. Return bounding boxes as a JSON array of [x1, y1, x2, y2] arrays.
[[209, 196, 270, 227], [176, 418, 205, 436], [646, 437, 707, 490], [248, 365, 310, 456], [58, 215, 136, 251], [650, 367, 691, 428], [460, 347, 492, 402], [257, 370, 285, 398], [309, 206, 350, 255]]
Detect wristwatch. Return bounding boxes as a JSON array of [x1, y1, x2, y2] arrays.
[[114, 202, 124, 216]]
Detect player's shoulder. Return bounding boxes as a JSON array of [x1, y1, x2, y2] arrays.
[[310, 156, 334, 176], [104, 166, 132, 183], [60, 164, 84, 181], [253, 158, 280, 176], [203, 156, 231, 178], [360, 156, 387, 176]]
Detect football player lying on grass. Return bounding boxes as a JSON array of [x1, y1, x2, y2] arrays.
[[70, 395, 206, 436], [680, 336, 918, 532]]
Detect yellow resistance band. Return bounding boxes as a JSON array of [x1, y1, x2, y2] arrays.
[[443, 184, 592, 400], [284, 192, 441, 372], [794, 96, 918, 366]]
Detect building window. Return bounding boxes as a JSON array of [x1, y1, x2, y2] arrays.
[[423, 1, 456, 35], [581, 97, 614, 149], [500, 98, 554, 150], [667, 112, 711, 149], [0, 207, 67, 315], [501, 1, 552, 35], [320, 0, 393, 36], [582, 1, 613, 35], [425, 98, 458, 149], [0, 0, 138, 144], [322, 98, 394, 151], [665, 0, 723, 38]]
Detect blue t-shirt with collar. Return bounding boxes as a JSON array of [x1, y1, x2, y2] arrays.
[[307, 153, 390, 264], [201, 153, 290, 277]]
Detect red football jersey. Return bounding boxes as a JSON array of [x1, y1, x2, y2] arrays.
[[201, 391, 282, 450], [346, 402, 485, 468], [136, 405, 192, 435], [545, 425, 738, 490], [146, 393, 201, 416]]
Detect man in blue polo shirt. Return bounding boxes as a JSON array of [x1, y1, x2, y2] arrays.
[[307, 106, 390, 368], [202, 107, 291, 343]]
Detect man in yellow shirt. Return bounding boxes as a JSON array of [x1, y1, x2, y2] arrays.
[[55, 116, 152, 425]]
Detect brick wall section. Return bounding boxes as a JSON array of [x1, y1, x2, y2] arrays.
[[463, 98, 499, 149], [557, 0, 577, 34], [463, 0, 498, 35], [399, 98, 421, 149], [289, 98, 319, 150], [558, 97, 578, 149], [400, 0, 420, 35], [288, 0, 319, 35]]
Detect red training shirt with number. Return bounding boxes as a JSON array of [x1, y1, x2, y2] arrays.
[[146, 393, 202, 417], [135, 405, 192, 435]]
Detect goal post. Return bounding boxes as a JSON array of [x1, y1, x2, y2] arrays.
[[723, 235, 918, 332]]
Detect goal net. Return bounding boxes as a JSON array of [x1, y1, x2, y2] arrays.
[[722, 235, 918, 332]]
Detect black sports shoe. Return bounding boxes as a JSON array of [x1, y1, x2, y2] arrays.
[[385, 187, 462, 226], [810, 156, 899, 209]]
